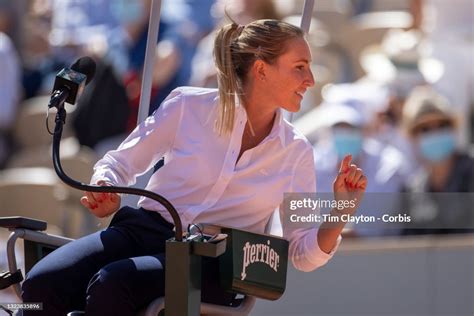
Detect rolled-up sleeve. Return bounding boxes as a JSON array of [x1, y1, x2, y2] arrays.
[[91, 88, 185, 186], [282, 145, 342, 272]]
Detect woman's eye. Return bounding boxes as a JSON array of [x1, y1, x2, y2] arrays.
[[296, 65, 304, 70]]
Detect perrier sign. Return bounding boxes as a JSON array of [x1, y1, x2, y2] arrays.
[[218, 227, 289, 300]]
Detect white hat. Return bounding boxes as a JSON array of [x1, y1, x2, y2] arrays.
[[316, 102, 364, 127], [294, 102, 364, 143], [322, 82, 390, 120]]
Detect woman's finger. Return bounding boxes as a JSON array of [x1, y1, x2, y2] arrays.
[[345, 164, 357, 186], [110, 193, 120, 203], [338, 155, 352, 174], [80, 196, 94, 209], [84, 191, 98, 207], [351, 168, 364, 186], [356, 175, 368, 190]]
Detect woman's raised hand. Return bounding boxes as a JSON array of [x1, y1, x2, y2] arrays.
[[80, 180, 121, 218], [332, 155, 367, 215]]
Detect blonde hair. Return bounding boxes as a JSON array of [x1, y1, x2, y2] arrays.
[[213, 19, 304, 135]]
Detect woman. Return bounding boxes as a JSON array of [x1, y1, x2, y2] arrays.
[[22, 19, 367, 315]]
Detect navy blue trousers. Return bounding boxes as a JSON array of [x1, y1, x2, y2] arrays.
[[21, 207, 234, 315]]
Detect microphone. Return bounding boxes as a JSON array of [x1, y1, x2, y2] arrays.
[[48, 56, 97, 109]]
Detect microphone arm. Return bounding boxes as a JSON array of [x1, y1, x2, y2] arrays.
[[51, 105, 184, 241]]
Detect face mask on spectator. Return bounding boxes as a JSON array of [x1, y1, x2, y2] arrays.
[[418, 129, 456, 162], [332, 128, 363, 159]]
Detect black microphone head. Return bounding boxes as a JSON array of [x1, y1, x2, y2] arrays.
[[70, 56, 96, 85]]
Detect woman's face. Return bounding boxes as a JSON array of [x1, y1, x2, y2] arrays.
[[263, 37, 315, 112]]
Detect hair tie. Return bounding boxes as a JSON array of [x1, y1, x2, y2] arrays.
[[236, 24, 245, 35], [255, 46, 262, 59]]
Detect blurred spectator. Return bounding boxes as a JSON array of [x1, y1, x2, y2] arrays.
[[323, 82, 419, 174], [312, 102, 409, 237], [402, 86, 474, 234], [0, 29, 21, 168], [311, 102, 409, 192]]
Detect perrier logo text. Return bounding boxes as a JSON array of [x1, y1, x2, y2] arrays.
[[241, 240, 280, 280]]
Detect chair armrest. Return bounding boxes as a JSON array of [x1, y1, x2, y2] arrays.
[[4, 228, 73, 299], [0, 216, 47, 231]]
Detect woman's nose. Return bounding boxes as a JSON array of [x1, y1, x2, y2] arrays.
[[306, 68, 315, 87]]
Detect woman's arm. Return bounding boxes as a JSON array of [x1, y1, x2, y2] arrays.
[[282, 149, 366, 272], [282, 146, 335, 272], [81, 88, 185, 217], [91, 88, 185, 186]]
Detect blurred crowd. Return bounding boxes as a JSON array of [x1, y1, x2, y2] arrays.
[[0, 0, 473, 238]]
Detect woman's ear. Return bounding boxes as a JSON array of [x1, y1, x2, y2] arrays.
[[252, 59, 267, 82]]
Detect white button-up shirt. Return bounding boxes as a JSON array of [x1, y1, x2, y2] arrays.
[[92, 86, 340, 272]]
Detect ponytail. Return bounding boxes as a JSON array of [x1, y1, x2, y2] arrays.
[[213, 22, 242, 135]]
